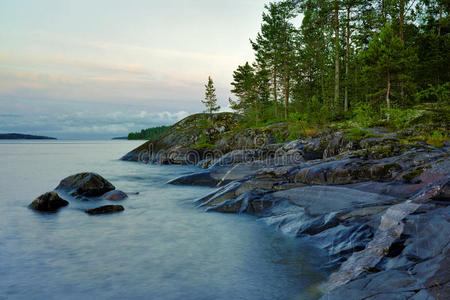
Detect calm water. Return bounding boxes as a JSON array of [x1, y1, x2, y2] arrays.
[[0, 140, 327, 300]]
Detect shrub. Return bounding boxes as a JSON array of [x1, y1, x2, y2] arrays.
[[426, 130, 447, 147], [344, 127, 376, 142]]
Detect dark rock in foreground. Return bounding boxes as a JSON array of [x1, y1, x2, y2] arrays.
[[56, 172, 115, 197], [29, 192, 69, 212], [85, 205, 124, 215], [102, 190, 128, 201]]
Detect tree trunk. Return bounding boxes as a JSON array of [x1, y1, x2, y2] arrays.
[[399, 0, 404, 42], [255, 99, 259, 125], [286, 73, 290, 119], [438, 4, 442, 37], [274, 70, 278, 119], [283, 29, 288, 119], [399, 0, 405, 101], [386, 69, 391, 121], [345, 6, 350, 112], [334, 2, 340, 112]]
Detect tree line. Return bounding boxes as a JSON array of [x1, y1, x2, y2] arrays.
[[227, 0, 449, 125], [128, 125, 170, 140]]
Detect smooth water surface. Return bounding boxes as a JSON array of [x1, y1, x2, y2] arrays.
[[0, 140, 327, 299]]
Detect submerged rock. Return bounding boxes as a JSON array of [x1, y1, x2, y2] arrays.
[[85, 205, 124, 215], [102, 190, 128, 201], [56, 172, 115, 197], [29, 192, 69, 212]]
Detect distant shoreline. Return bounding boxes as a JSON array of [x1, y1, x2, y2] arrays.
[[0, 133, 57, 140]]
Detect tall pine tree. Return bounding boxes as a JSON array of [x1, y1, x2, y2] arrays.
[[202, 76, 220, 114]]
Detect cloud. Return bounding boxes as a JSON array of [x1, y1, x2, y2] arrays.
[[0, 109, 189, 139], [0, 28, 243, 105]]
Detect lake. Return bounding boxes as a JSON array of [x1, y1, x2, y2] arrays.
[[0, 140, 327, 299]]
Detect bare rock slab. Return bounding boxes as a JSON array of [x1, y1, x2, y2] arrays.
[[271, 186, 396, 216]]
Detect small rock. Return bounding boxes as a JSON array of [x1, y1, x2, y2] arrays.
[[56, 172, 115, 197], [102, 190, 128, 201], [85, 205, 124, 215], [29, 192, 69, 212]]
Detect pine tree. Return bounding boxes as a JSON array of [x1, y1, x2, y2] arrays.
[[202, 76, 220, 114], [230, 62, 257, 115], [361, 23, 417, 120]]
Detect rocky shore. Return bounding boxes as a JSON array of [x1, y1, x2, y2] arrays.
[[122, 113, 449, 299]]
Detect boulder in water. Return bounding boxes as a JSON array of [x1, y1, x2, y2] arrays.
[[102, 190, 128, 201], [85, 205, 124, 215], [29, 192, 69, 212], [56, 172, 115, 197]]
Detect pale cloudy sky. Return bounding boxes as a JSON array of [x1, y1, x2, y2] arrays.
[[0, 0, 267, 139]]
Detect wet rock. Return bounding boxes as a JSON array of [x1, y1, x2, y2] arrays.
[[312, 223, 374, 261], [301, 138, 325, 160], [235, 179, 278, 194], [169, 162, 267, 187], [254, 165, 298, 180], [249, 193, 284, 213], [322, 183, 445, 293], [168, 171, 216, 186], [102, 190, 128, 201], [210, 149, 260, 167], [338, 205, 390, 220], [272, 182, 307, 191], [296, 212, 340, 236], [196, 181, 242, 207], [85, 205, 124, 215], [29, 191, 69, 212], [271, 186, 396, 216], [432, 181, 449, 201], [293, 158, 403, 185], [323, 132, 357, 158], [320, 269, 420, 299], [56, 172, 115, 197], [207, 189, 265, 214]]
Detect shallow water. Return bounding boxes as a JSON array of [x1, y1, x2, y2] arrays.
[[0, 140, 327, 299]]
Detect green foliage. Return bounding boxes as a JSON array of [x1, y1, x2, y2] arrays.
[[426, 130, 447, 147], [128, 126, 169, 140], [224, 0, 448, 130], [415, 83, 450, 103], [344, 128, 376, 142], [202, 76, 220, 114], [287, 122, 305, 141], [386, 108, 424, 129], [352, 102, 379, 127]]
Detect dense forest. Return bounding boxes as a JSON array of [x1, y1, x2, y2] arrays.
[[128, 126, 170, 140], [228, 0, 449, 128]]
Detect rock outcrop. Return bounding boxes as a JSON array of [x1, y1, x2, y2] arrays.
[[123, 117, 449, 298], [29, 192, 69, 212]]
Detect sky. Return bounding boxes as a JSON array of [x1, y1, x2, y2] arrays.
[[0, 0, 268, 139]]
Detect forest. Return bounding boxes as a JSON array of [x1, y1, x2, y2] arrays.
[[228, 0, 449, 129], [128, 126, 170, 140]]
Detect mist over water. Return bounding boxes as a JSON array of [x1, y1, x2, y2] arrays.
[[0, 140, 327, 299]]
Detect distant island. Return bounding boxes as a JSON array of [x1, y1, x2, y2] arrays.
[[0, 133, 57, 140], [112, 137, 128, 140]]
